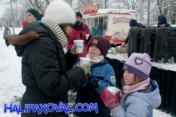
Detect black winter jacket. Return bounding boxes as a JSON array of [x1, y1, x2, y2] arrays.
[[14, 23, 85, 117]]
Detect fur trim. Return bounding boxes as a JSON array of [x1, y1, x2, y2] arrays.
[[43, 0, 75, 25], [8, 31, 39, 45], [42, 17, 68, 48]]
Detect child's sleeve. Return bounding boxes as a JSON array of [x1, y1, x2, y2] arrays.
[[96, 65, 116, 94], [73, 62, 80, 68]]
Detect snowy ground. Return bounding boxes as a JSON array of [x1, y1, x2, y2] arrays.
[[0, 28, 25, 117], [0, 28, 173, 117]]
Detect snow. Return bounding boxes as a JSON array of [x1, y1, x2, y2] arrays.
[[0, 27, 25, 117], [107, 53, 176, 72], [0, 28, 173, 117]]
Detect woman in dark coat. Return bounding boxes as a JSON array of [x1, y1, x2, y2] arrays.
[[8, 1, 90, 117]]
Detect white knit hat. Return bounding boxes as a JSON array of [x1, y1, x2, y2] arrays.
[[43, 0, 75, 25]]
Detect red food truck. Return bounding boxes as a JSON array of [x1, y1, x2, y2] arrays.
[[83, 4, 136, 45]]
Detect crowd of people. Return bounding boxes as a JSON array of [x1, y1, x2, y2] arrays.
[[3, 0, 175, 116]]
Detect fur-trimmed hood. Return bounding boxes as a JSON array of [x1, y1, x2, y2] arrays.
[[11, 22, 58, 57], [8, 31, 39, 46]]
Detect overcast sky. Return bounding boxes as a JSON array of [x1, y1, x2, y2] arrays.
[[0, 0, 10, 18]]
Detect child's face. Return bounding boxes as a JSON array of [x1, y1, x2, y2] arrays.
[[123, 70, 136, 85], [88, 46, 102, 58]]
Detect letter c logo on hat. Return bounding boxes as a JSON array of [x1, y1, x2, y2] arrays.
[[92, 39, 98, 45], [135, 57, 143, 65]]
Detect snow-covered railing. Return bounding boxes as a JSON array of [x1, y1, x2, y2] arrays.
[[107, 53, 176, 72]]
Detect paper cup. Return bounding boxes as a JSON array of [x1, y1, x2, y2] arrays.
[[74, 40, 84, 53], [80, 57, 90, 65]]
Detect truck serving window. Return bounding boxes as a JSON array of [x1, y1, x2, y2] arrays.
[[83, 16, 108, 36]]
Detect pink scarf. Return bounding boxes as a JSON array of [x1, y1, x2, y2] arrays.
[[123, 78, 150, 94]]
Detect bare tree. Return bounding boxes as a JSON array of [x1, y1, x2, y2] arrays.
[[120, 0, 138, 10], [168, 0, 176, 24], [147, 0, 150, 26], [25, 0, 50, 14], [1, 0, 53, 27], [156, 0, 170, 16], [45, 0, 50, 5], [156, 0, 176, 24]]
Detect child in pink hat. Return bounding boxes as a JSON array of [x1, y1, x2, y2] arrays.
[[100, 53, 161, 117]]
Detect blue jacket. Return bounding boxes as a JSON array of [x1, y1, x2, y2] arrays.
[[75, 59, 116, 93], [75, 59, 116, 117], [111, 80, 161, 117], [91, 59, 116, 93], [167, 23, 171, 27]]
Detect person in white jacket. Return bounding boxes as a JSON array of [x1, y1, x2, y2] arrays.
[[100, 53, 161, 117]]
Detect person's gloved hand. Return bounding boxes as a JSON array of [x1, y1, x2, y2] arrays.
[[88, 76, 99, 88], [70, 44, 77, 55], [8, 31, 39, 45], [78, 64, 90, 75], [100, 87, 121, 110]]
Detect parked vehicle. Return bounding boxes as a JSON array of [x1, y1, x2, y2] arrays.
[[83, 9, 136, 45]]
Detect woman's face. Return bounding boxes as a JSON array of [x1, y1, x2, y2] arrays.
[[26, 12, 37, 23], [88, 46, 101, 58], [123, 70, 136, 85]]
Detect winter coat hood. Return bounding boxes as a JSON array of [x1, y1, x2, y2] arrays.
[[14, 23, 59, 57], [128, 79, 161, 108], [8, 31, 39, 46]]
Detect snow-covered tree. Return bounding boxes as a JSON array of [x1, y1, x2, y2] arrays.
[[1, 0, 176, 27], [1, 0, 53, 27], [156, 0, 176, 24]]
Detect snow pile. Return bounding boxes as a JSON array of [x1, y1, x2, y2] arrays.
[[108, 53, 176, 72], [154, 110, 172, 117], [0, 28, 25, 117]]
